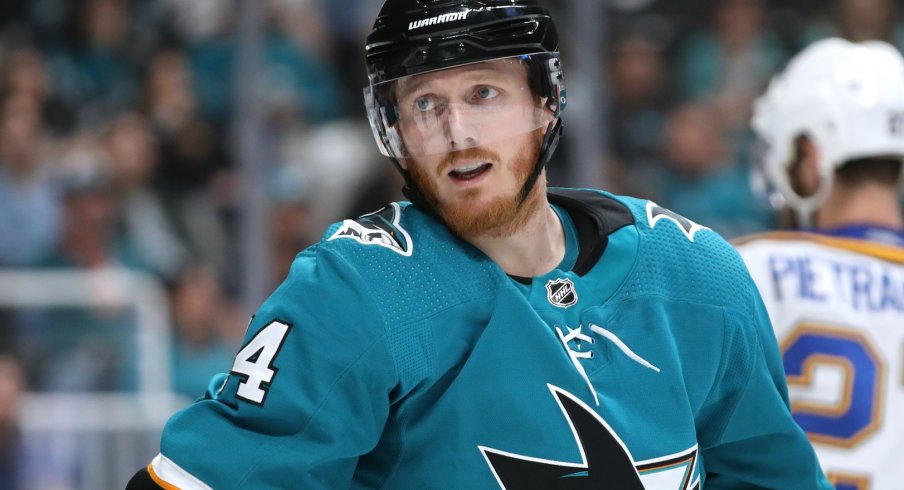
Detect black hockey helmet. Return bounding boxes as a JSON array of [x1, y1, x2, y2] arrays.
[[363, 0, 566, 208]]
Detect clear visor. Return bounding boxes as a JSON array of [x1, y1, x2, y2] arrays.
[[365, 53, 559, 158]]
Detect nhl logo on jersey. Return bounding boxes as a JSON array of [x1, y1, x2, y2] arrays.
[[546, 278, 578, 308]]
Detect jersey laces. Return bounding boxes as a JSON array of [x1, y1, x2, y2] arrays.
[[556, 324, 661, 407]]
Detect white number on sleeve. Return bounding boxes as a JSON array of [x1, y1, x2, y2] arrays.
[[230, 320, 291, 405]]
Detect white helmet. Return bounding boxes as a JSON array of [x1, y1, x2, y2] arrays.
[[751, 38, 904, 221]]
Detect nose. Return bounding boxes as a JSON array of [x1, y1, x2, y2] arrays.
[[443, 105, 479, 150]]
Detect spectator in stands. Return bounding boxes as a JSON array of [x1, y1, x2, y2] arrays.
[[44, 0, 140, 132], [606, 26, 673, 198], [318, 0, 384, 117], [0, 93, 61, 267], [675, 0, 787, 135], [105, 112, 190, 284], [0, 47, 69, 132], [45, 139, 144, 271], [143, 48, 228, 196], [0, 48, 45, 102], [835, 0, 902, 43], [0, 353, 80, 489], [141, 48, 234, 285], [803, 0, 904, 49], [268, 163, 316, 284], [654, 103, 774, 238], [156, 0, 232, 44], [186, 0, 345, 126], [142, 49, 196, 138], [34, 140, 142, 392], [169, 264, 239, 400], [0, 354, 26, 488]]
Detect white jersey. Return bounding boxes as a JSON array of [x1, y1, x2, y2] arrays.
[[736, 231, 904, 490]]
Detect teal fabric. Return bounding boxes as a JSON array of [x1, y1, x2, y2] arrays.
[[157, 189, 830, 489]]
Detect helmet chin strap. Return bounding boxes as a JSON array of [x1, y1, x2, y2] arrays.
[[390, 158, 435, 215], [519, 117, 563, 203], [401, 173, 433, 214]]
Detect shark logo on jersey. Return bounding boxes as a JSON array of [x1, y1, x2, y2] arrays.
[[546, 278, 578, 308], [329, 202, 413, 256], [645, 201, 708, 242], [480, 385, 700, 489]]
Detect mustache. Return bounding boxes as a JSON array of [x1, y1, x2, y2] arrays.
[[437, 147, 501, 177]]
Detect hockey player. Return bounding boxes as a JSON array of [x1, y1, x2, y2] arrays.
[[736, 38, 904, 490], [128, 1, 830, 488]]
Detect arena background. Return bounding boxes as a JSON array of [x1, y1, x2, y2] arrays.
[[0, 0, 901, 487]]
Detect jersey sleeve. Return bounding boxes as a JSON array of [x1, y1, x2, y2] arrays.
[[125, 467, 162, 489], [698, 273, 831, 489], [146, 246, 398, 489]]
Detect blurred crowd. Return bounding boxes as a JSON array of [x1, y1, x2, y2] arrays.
[[0, 0, 903, 484], [0, 0, 388, 402], [605, 0, 904, 238]]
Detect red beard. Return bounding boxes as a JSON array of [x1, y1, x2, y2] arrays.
[[406, 130, 545, 239]]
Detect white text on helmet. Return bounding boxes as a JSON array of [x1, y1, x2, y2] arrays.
[[408, 11, 468, 31]]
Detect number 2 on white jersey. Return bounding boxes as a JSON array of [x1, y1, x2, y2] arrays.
[[782, 323, 883, 447], [782, 323, 883, 489], [230, 320, 292, 405]]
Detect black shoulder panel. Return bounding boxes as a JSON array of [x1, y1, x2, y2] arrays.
[[125, 467, 164, 489], [548, 189, 634, 277]]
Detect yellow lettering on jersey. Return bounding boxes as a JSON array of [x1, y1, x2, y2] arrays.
[[733, 231, 904, 264], [827, 471, 870, 490]]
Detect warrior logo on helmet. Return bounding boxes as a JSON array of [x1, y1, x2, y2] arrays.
[[408, 11, 468, 30]]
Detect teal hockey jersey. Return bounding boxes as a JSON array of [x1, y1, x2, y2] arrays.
[[136, 189, 830, 489]]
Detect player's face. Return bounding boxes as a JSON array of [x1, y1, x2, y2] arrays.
[[394, 60, 551, 237]]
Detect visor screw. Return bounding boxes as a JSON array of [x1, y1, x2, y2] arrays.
[[417, 50, 429, 61], [457, 43, 466, 53]]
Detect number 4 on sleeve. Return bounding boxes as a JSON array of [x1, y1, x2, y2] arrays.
[[230, 320, 292, 405]]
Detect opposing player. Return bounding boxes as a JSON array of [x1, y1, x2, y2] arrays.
[[736, 38, 904, 490], [128, 1, 830, 488]]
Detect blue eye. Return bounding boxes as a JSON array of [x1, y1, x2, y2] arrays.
[[414, 96, 436, 112], [475, 86, 499, 100]]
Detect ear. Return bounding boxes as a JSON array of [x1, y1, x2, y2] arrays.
[[790, 136, 822, 197], [800, 137, 823, 194], [537, 102, 557, 136]]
